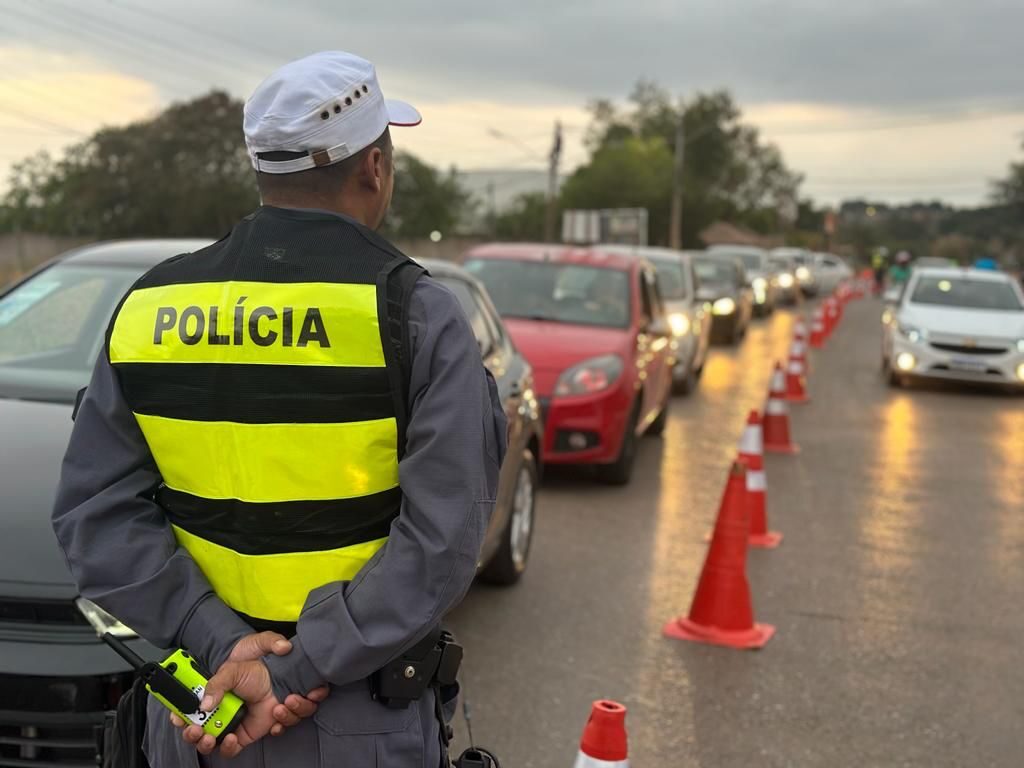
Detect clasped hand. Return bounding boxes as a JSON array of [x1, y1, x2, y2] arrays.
[[171, 631, 328, 758]]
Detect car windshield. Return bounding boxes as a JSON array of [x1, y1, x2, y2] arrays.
[[0, 264, 142, 402], [694, 259, 736, 285], [909, 276, 1023, 311], [649, 257, 687, 300], [464, 259, 631, 329], [711, 250, 762, 271], [769, 256, 793, 271]]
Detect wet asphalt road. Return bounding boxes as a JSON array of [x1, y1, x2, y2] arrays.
[[446, 296, 1024, 767]]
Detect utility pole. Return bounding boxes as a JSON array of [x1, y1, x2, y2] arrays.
[[669, 105, 686, 250], [544, 120, 562, 243], [487, 180, 497, 238]]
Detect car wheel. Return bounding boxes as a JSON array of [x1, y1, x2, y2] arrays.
[[887, 366, 904, 388], [600, 401, 640, 486], [480, 449, 538, 586], [648, 393, 670, 435], [673, 365, 698, 396]]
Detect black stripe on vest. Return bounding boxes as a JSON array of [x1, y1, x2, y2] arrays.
[[158, 486, 400, 555], [117, 363, 394, 424]]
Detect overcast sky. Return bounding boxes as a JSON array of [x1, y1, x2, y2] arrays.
[[1, 0, 1022, 206]]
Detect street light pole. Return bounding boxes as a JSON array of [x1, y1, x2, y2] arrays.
[[544, 120, 562, 243], [669, 105, 686, 250]]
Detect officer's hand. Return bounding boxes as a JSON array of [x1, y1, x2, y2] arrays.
[[228, 631, 292, 662], [269, 686, 330, 735], [179, 660, 278, 758]]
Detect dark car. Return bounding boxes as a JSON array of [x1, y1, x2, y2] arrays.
[[693, 254, 754, 344], [0, 240, 541, 765]]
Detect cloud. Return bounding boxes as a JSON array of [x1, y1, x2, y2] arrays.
[[0, 0, 1020, 204]]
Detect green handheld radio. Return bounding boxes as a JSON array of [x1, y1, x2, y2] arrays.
[[102, 633, 246, 743]]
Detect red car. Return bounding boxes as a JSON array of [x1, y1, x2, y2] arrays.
[[463, 244, 675, 484]]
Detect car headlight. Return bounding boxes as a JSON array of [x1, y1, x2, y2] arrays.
[[881, 308, 894, 326], [752, 277, 767, 291], [668, 312, 691, 337], [796, 266, 811, 282], [554, 354, 623, 397], [712, 297, 736, 315], [897, 321, 927, 343], [76, 597, 137, 638], [777, 273, 795, 288]]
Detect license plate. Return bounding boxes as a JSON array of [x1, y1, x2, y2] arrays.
[[949, 358, 986, 373]]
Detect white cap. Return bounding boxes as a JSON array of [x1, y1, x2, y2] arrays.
[[243, 51, 421, 175]]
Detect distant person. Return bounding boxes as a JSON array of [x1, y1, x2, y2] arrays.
[[871, 249, 887, 295], [888, 251, 912, 286]]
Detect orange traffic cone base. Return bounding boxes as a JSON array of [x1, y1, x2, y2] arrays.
[[663, 617, 776, 650], [749, 531, 783, 549], [785, 392, 810, 404]]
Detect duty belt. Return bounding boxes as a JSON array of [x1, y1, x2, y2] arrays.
[[370, 627, 463, 709]]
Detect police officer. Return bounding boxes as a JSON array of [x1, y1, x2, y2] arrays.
[[52, 51, 506, 767]]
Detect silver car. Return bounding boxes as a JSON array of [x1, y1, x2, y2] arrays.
[[600, 245, 712, 395]]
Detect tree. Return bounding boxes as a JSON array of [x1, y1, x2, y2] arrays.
[[493, 192, 547, 241], [560, 136, 674, 240], [3, 91, 258, 238], [569, 83, 803, 246], [993, 140, 1024, 208], [383, 153, 472, 239], [2, 92, 474, 242]]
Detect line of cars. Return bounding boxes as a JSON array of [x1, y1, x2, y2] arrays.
[[0, 238, 849, 765]]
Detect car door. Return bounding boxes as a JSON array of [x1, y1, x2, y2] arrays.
[[435, 273, 530, 563], [637, 266, 672, 423]]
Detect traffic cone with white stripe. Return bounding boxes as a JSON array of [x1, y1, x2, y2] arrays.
[[738, 410, 782, 548], [824, 296, 840, 336], [793, 317, 808, 343], [664, 462, 776, 649], [764, 362, 799, 454], [573, 701, 629, 768], [784, 345, 810, 404], [809, 306, 827, 349]]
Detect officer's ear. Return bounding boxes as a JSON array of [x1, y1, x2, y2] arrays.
[[358, 146, 387, 194]]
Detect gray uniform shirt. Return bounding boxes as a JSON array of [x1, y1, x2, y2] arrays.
[[52, 250, 507, 766]]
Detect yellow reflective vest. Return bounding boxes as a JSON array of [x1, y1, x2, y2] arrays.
[[107, 207, 423, 629]]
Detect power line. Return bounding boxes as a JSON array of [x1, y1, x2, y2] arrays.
[[110, 0, 291, 64], [1, 2, 204, 98], [49, 0, 267, 83], [0, 103, 85, 137]]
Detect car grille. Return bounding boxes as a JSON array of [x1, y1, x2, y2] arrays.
[[0, 599, 88, 627], [929, 342, 1007, 356], [0, 713, 102, 767]]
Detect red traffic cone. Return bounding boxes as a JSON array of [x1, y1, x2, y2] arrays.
[[824, 297, 840, 336], [574, 700, 629, 767], [809, 307, 827, 348], [764, 363, 799, 454], [738, 411, 782, 548], [792, 317, 808, 343], [664, 463, 776, 649], [784, 352, 810, 404]]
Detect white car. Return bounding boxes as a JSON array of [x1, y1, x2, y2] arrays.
[[882, 267, 1024, 389], [771, 247, 817, 296], [813, 252, 853, 294]]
